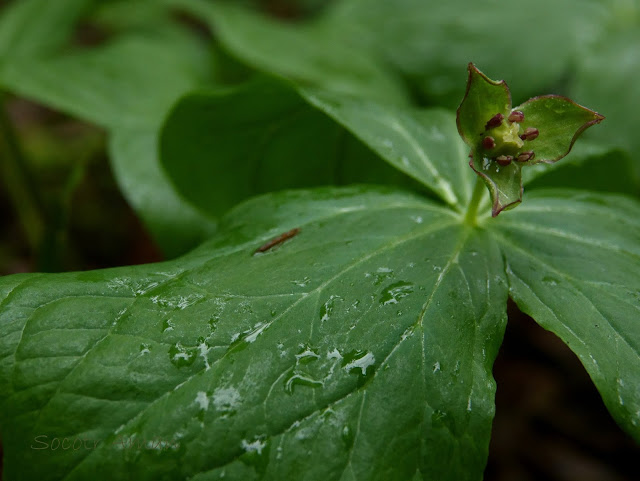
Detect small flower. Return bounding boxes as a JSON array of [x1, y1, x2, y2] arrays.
[[456, 63, 604, 216]]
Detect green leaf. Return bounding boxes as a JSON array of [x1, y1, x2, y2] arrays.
[[573, 28, 640, 187], [110, 130, 217, 258], [305, 89, 474, 210], [492, 190, 640, 440], [327, 0, 609, 107], [0, 0, 94, 62], [514, 95, 604, 163], [523, 144, 639, 195], [0, 187, 508, 481], [169, 0, 409, 104], [1, 33, 211, 131], [160, 78, 421, 219]]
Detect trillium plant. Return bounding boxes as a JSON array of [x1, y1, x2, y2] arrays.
[[0, 1, 639, 480]]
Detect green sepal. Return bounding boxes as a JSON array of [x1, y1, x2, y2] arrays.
[[456, 63, 511, 152], [469, 153, 523, 217], [515, 95, 605, 163]]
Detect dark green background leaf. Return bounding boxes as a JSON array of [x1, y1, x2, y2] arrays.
[[170, 0, 409, 105], [160, 78, 421, 219], [326, 0, 609, 106]]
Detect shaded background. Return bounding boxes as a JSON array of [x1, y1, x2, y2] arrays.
[[1, 0, 639, 479]]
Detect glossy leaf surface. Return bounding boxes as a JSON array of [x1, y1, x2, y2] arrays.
[[493, 190, 640, 439], [0, 187, 508, 481]]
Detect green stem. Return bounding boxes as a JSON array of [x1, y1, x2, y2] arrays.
[[464, 177, 485, 226], [0, 93, 47, 253]]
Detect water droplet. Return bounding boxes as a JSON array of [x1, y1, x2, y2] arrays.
[[431, 409, 447, 426], [169, 342, 197, 367], [342, 425, 354, 449], [373, 267, 394, 285], [162, 319, 174, 333], [411, 215, 423, 224], [295, 345, 320, 364], [380, 281, 414, 305], [195, 391, 209, 411], [208, 316, 219, 332], [241, 438, 266, 455], [284, 373, 324, 394], [231, 321, 272, 347], [342, 350, 375, 375], [213, 387, 241, 414], [292, 277, 310, 288], [433, 362, 441, 373], [319, 295, 343, 322], [151, 294, 204, 310], [139, 343, 151, 356], [327, 348, 342, 361], [542, 276, 558, 286], [198, 340, 211, 370], [240, 437, 270, 476]]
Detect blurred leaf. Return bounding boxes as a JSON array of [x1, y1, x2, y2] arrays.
[[170, 0, 409, 104], [0, 15, 218, 256], [0, 0, 94, 61], [327, 0, 610, 107], [0, 186, 508, 481], [523, 144, 638, 195], [110, 129, 217, 258], [2, 33, 210, 130], [160, 78, 421, 219], [573, 28, 640, 189]]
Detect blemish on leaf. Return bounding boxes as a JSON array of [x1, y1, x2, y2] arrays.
[[254, 228, 300, 254]]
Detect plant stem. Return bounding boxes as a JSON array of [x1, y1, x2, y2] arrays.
[[464, 177, 485, 226], [0, 93, 47, 254]]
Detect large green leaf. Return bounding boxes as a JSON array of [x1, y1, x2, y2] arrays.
[[160, 78, 421, 219], [492, 190, 640, 439], [169, 0, 408, 105], [0, 187, 508, 481]]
